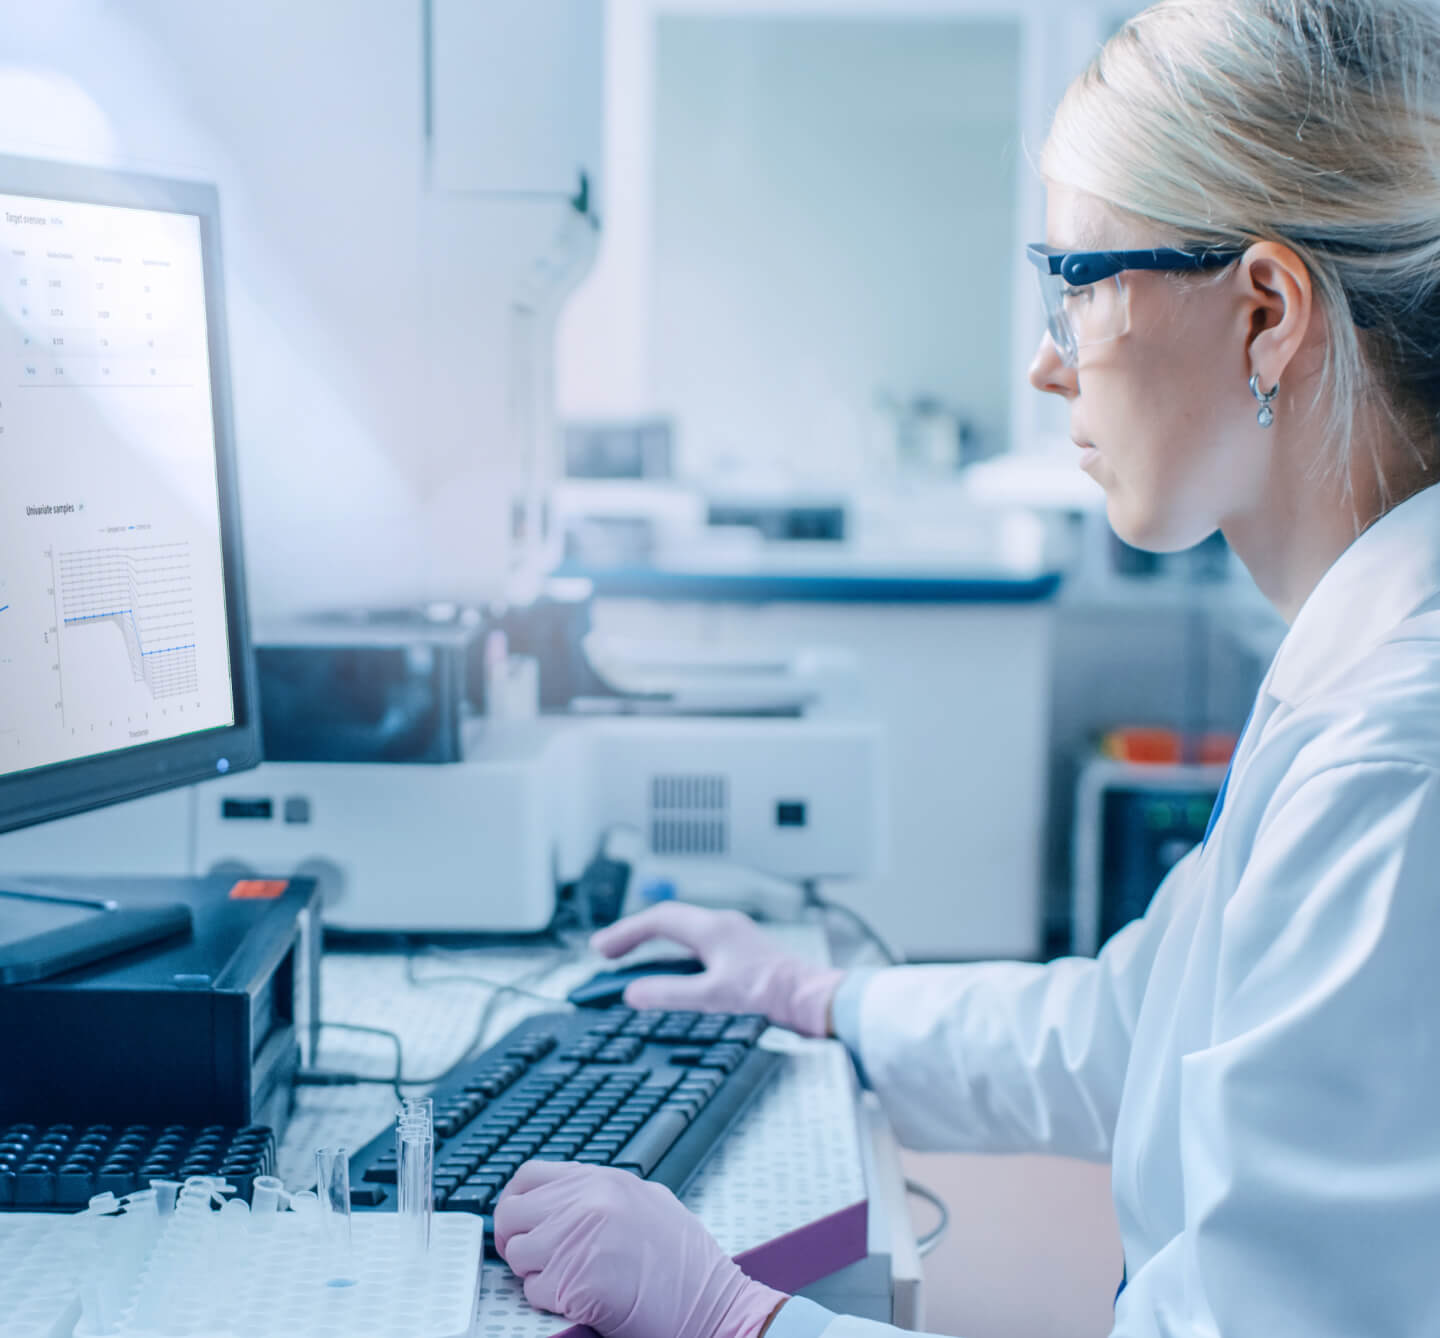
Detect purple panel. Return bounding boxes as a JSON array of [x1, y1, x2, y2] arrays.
[[546, 1200, 870, 1338], [734, 1200, 869, 1293]]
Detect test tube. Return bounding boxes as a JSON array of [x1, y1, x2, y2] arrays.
[[315, 1147, 357, 1287], [396, 1102, 434, 1254], [401, 1096, 433, 1131]]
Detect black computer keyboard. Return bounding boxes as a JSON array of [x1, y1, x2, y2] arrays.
[[0, 1121, 278, 1209], [348, 1005, 780, 1248]]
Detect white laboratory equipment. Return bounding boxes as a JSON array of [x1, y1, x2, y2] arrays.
[[189, 712, 885, 934]]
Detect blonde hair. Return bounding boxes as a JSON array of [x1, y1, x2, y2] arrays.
[[1041, 0, 1440, 501]]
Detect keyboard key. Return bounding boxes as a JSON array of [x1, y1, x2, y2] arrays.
[[698, 1045, 747, 1073], [448, 1185, 496, 1214], [722, 1017, 768, 1044], [611, 1109, 690, 1177], [463, 1172, 509, 1194]]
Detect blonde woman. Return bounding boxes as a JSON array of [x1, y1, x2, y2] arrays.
[[491, 2, 1440, 1334]]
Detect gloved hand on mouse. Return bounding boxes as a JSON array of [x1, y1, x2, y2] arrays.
[[495, 1159, 789, 1338], [587, 901, 847, 1037]]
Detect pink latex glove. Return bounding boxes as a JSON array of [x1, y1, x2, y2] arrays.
[[494, 1160, 788, 1338], [589, 903, 845, 1038]]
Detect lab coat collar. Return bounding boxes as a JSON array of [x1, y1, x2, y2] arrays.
[[1264, 480, 1440, 708]]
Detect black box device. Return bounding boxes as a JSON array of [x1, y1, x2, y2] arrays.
[[0, 875, 320, 1137]]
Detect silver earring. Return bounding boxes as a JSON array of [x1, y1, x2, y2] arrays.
[[1249, 373, 1278, 428]]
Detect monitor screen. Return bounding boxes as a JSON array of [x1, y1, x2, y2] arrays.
[[0, 158, 259, 834]]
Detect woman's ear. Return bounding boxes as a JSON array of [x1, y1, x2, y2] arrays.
[[1235, 241, 1314, 387]]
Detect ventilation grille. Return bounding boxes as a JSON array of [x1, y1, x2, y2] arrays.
[[649, 773, 729, 856]]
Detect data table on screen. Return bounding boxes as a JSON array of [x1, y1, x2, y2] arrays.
[[0, 192, 235, 779]]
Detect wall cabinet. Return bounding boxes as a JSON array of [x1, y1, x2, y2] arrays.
[[431, 0, 604, 206]]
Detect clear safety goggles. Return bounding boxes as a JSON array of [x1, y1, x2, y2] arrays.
[[1026, 244, 1245, 368]]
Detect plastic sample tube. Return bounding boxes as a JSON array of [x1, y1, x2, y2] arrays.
[[315, 1146, 357, 1287], [251, 1174, 285, 1217], [396, 1105, 434, 1254], [150, 1179, 181, 1218]]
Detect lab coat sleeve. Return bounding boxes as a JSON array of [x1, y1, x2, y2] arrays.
[[1114, 760, 1440, 1337], [852, 853, 1192, 1159]]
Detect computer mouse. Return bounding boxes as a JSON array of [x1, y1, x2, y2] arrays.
[[567, 957, 706, 1009]]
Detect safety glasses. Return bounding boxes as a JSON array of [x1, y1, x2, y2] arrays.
[[1026, 244, 1245, 367]]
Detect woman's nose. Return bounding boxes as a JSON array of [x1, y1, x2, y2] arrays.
[[1028, 332, 1077, 399]]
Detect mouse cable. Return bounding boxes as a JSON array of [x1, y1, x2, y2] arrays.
[[404, 963, 576, 1009], [803, 886, 903, 966], [905, 1177, 951, 1258], [398, 945, 582, 1088]]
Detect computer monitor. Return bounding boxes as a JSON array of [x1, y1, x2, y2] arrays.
[[0, 154, 260, 837]]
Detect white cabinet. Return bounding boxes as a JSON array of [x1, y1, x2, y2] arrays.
[[430, 0, 604, 205]]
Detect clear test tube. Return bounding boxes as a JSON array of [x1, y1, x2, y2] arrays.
[[401, 1096, 433, 1133], [396, 1110, 434, 1254], [315, 1147, 357, 1287]]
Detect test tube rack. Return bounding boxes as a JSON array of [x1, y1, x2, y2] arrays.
[[0, 1190, 482, 1338]]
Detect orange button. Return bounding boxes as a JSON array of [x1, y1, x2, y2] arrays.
[[229, 879, 289, 901]]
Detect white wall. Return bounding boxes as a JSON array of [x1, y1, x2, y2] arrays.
[[0, 0, 573, 618]]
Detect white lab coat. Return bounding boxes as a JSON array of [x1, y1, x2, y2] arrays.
[[798, 483, 1440, 1338]]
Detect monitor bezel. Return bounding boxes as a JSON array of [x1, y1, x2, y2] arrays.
[[0, 153, 260, 835]]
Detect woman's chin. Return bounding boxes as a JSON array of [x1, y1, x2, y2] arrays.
[[1108, 497, 1215, 555]]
